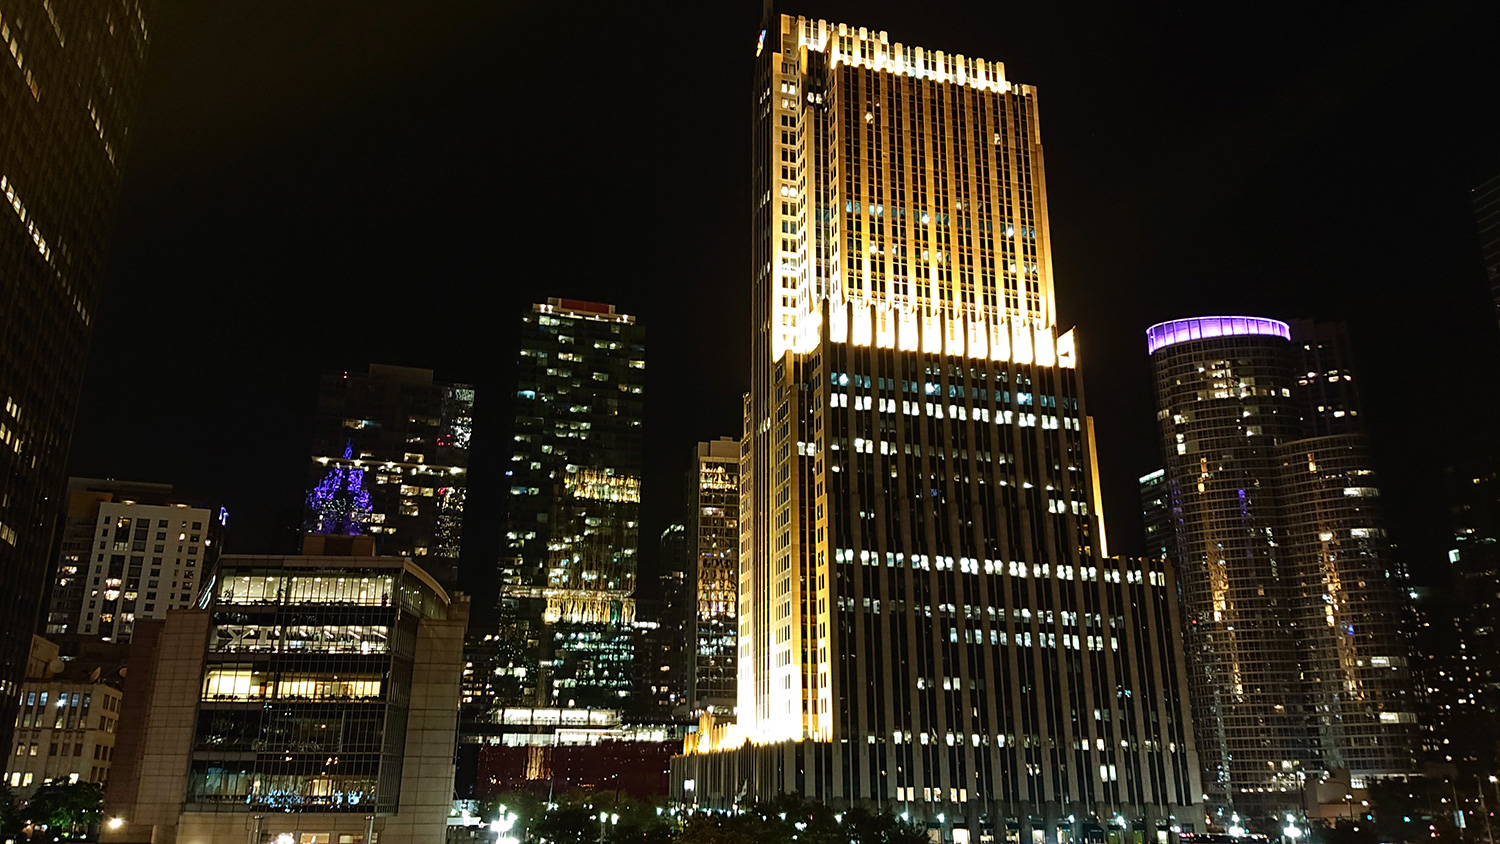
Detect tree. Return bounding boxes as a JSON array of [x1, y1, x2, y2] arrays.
[[0, 784, 20, 840], [23, 782, 103, 841], [843, 807, 929, 844], [533, 803, 602, 844]]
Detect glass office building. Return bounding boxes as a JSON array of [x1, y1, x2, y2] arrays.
[[499, 299, 644, 708], [102, 542, 468, 843]]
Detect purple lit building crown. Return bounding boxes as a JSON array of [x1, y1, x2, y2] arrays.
[[1145, 315, 1290, 355]]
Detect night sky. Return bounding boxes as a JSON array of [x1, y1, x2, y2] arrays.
[[70, 1, 1500, 614]]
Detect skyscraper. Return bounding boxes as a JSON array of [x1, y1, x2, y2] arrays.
[[303, 364, 474, 588], [0, 0, 156, 754], [688, 438, 739, 714], [1138, 469, 1172, 563], [1472, 174, 1500, 331], [635, 524, 690, 713], [1146, 316, 1417, 815], [500, 299, 644, 708], [1433, 459, 1500, 773], [676, 16, 1204, 838], [1287, 319, 1362, 437]]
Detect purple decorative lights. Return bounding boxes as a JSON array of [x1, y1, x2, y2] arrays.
[[1145, 316, 1290, 355], [306, 442, 373, 535]]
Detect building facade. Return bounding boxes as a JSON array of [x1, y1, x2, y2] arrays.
[[102, 540, 468, 844], [46, 478, 224, 644], [499, 299, 645, 708], [0, 0, 156, 756], [1432, 458, 1500, 773], [689, 438, 739, 713], [1138, 469, 1171, 564], [1472, 174, 1500, 332], [304, 364, 474, 589], [4, 636, 123, 799], [1146, 316, 1417, 815], [639, 525, 691, 713], [676, 15, 1204, 839]]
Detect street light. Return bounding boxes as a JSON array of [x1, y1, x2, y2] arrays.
[[107, 818, 125, 831], [491, 806, 519, 844]]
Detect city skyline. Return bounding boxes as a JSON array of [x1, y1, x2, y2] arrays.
[[64, 1, 1500, 608], [4, 0, 1500, 838]]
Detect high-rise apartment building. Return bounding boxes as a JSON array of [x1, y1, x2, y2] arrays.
[[1146, 316, 1417, 815], [46, 478, 223, 644], [500, 299, 645, 708], [689, 438, 739, 713], [0, 0, 156, 755], [304, 364, 474, 588], [1472, 174, 1500, 331], [102, 537, 467, 844], [675, 16, 1203, 839]]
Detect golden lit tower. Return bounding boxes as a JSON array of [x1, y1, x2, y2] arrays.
[[676, 14, 1203, 839]]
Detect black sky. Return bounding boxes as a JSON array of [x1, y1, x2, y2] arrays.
[[72, 1, 1500, 611]]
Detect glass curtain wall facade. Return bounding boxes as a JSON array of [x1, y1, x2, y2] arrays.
[[304, 364, 474, 589], [1472, 174, 1500, 332], [500, 299, 644, 708], [1138, 469, 1171, 563], [1147, 316, 1417, 816], [0, 0, 155, 755], [689, 438, 739, 713], [192, 559, 451, 811], [673, 15, 1204, 838], [102, 551, 467, 843]]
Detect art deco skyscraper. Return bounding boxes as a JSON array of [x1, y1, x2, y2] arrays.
[[675, 15, 1203, 838], [0, 0, 155, 754], [499, 299, 644, 708], [1146, 316, 1417, 815]]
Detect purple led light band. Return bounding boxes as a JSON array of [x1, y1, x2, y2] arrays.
[[1145, 316, 1290, 355]]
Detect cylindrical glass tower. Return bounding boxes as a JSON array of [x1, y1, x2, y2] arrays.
[[1148, 317, 1313, 811], [1147, 315, 1418, 818]]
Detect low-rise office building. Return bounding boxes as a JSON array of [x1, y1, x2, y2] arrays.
[[103, 537, 468, 844]]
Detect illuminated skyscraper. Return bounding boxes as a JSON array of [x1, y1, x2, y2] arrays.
[[500, 299, 644, 708], [303, 364, 474, 589], [675, 15, 1203, 838], [1146, 316, 1417, 815], [688, 438, 739, 713], [0, 0, 155, 755]]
